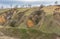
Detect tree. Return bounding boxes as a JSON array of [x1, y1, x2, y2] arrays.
[[39, 4, 44, 10], [21, 5, 24, 8], [1, 6, 3, 9], [10, 4, 13, 9], [40, 4, 44, 8], [28, 4, 31, 8], [55, 1, 58, 5], [14, 5, 18, 8], [9, 20, 16, 27]]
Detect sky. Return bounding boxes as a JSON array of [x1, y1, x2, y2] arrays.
[[0, 0, 60, 8]]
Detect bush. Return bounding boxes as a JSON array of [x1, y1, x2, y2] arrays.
[[9, 20, 16, 27]]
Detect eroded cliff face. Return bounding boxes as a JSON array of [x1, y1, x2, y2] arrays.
[[0, 8, 28, 26], [0, 5, 60, 28], [49, 7, 60, 27], [0, 9, 17, 26], [26, 10, 45, 27], [53, 8, 60, 21]]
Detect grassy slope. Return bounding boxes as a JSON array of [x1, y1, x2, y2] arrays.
[[42, 5, 59, 15], [40, 14, 60, 35], [0, 6, 60, 39], [18, 6, 60, 35], [17, 8, 38, 29], [0, 28, 57, 39], [37, 5, 60, 35]]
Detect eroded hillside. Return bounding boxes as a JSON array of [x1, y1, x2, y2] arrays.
[[0, 5, 60, 39], [0, 5, 60, 28]]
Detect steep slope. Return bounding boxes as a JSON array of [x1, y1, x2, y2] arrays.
[[0, 5, 60, 28], [40, 5, 60, 35], [42, 5, 60, 15], [0, 5, 60, 39]]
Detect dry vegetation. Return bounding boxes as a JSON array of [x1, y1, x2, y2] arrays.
[[0, 5, 60, 39]]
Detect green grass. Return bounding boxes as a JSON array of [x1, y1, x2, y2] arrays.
[[0, 9, 9, 15], [0, 28, 57, 39], [40, 14, 60, 35]]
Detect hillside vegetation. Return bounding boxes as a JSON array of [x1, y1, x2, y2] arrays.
[[0, 5, 60, 39]]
